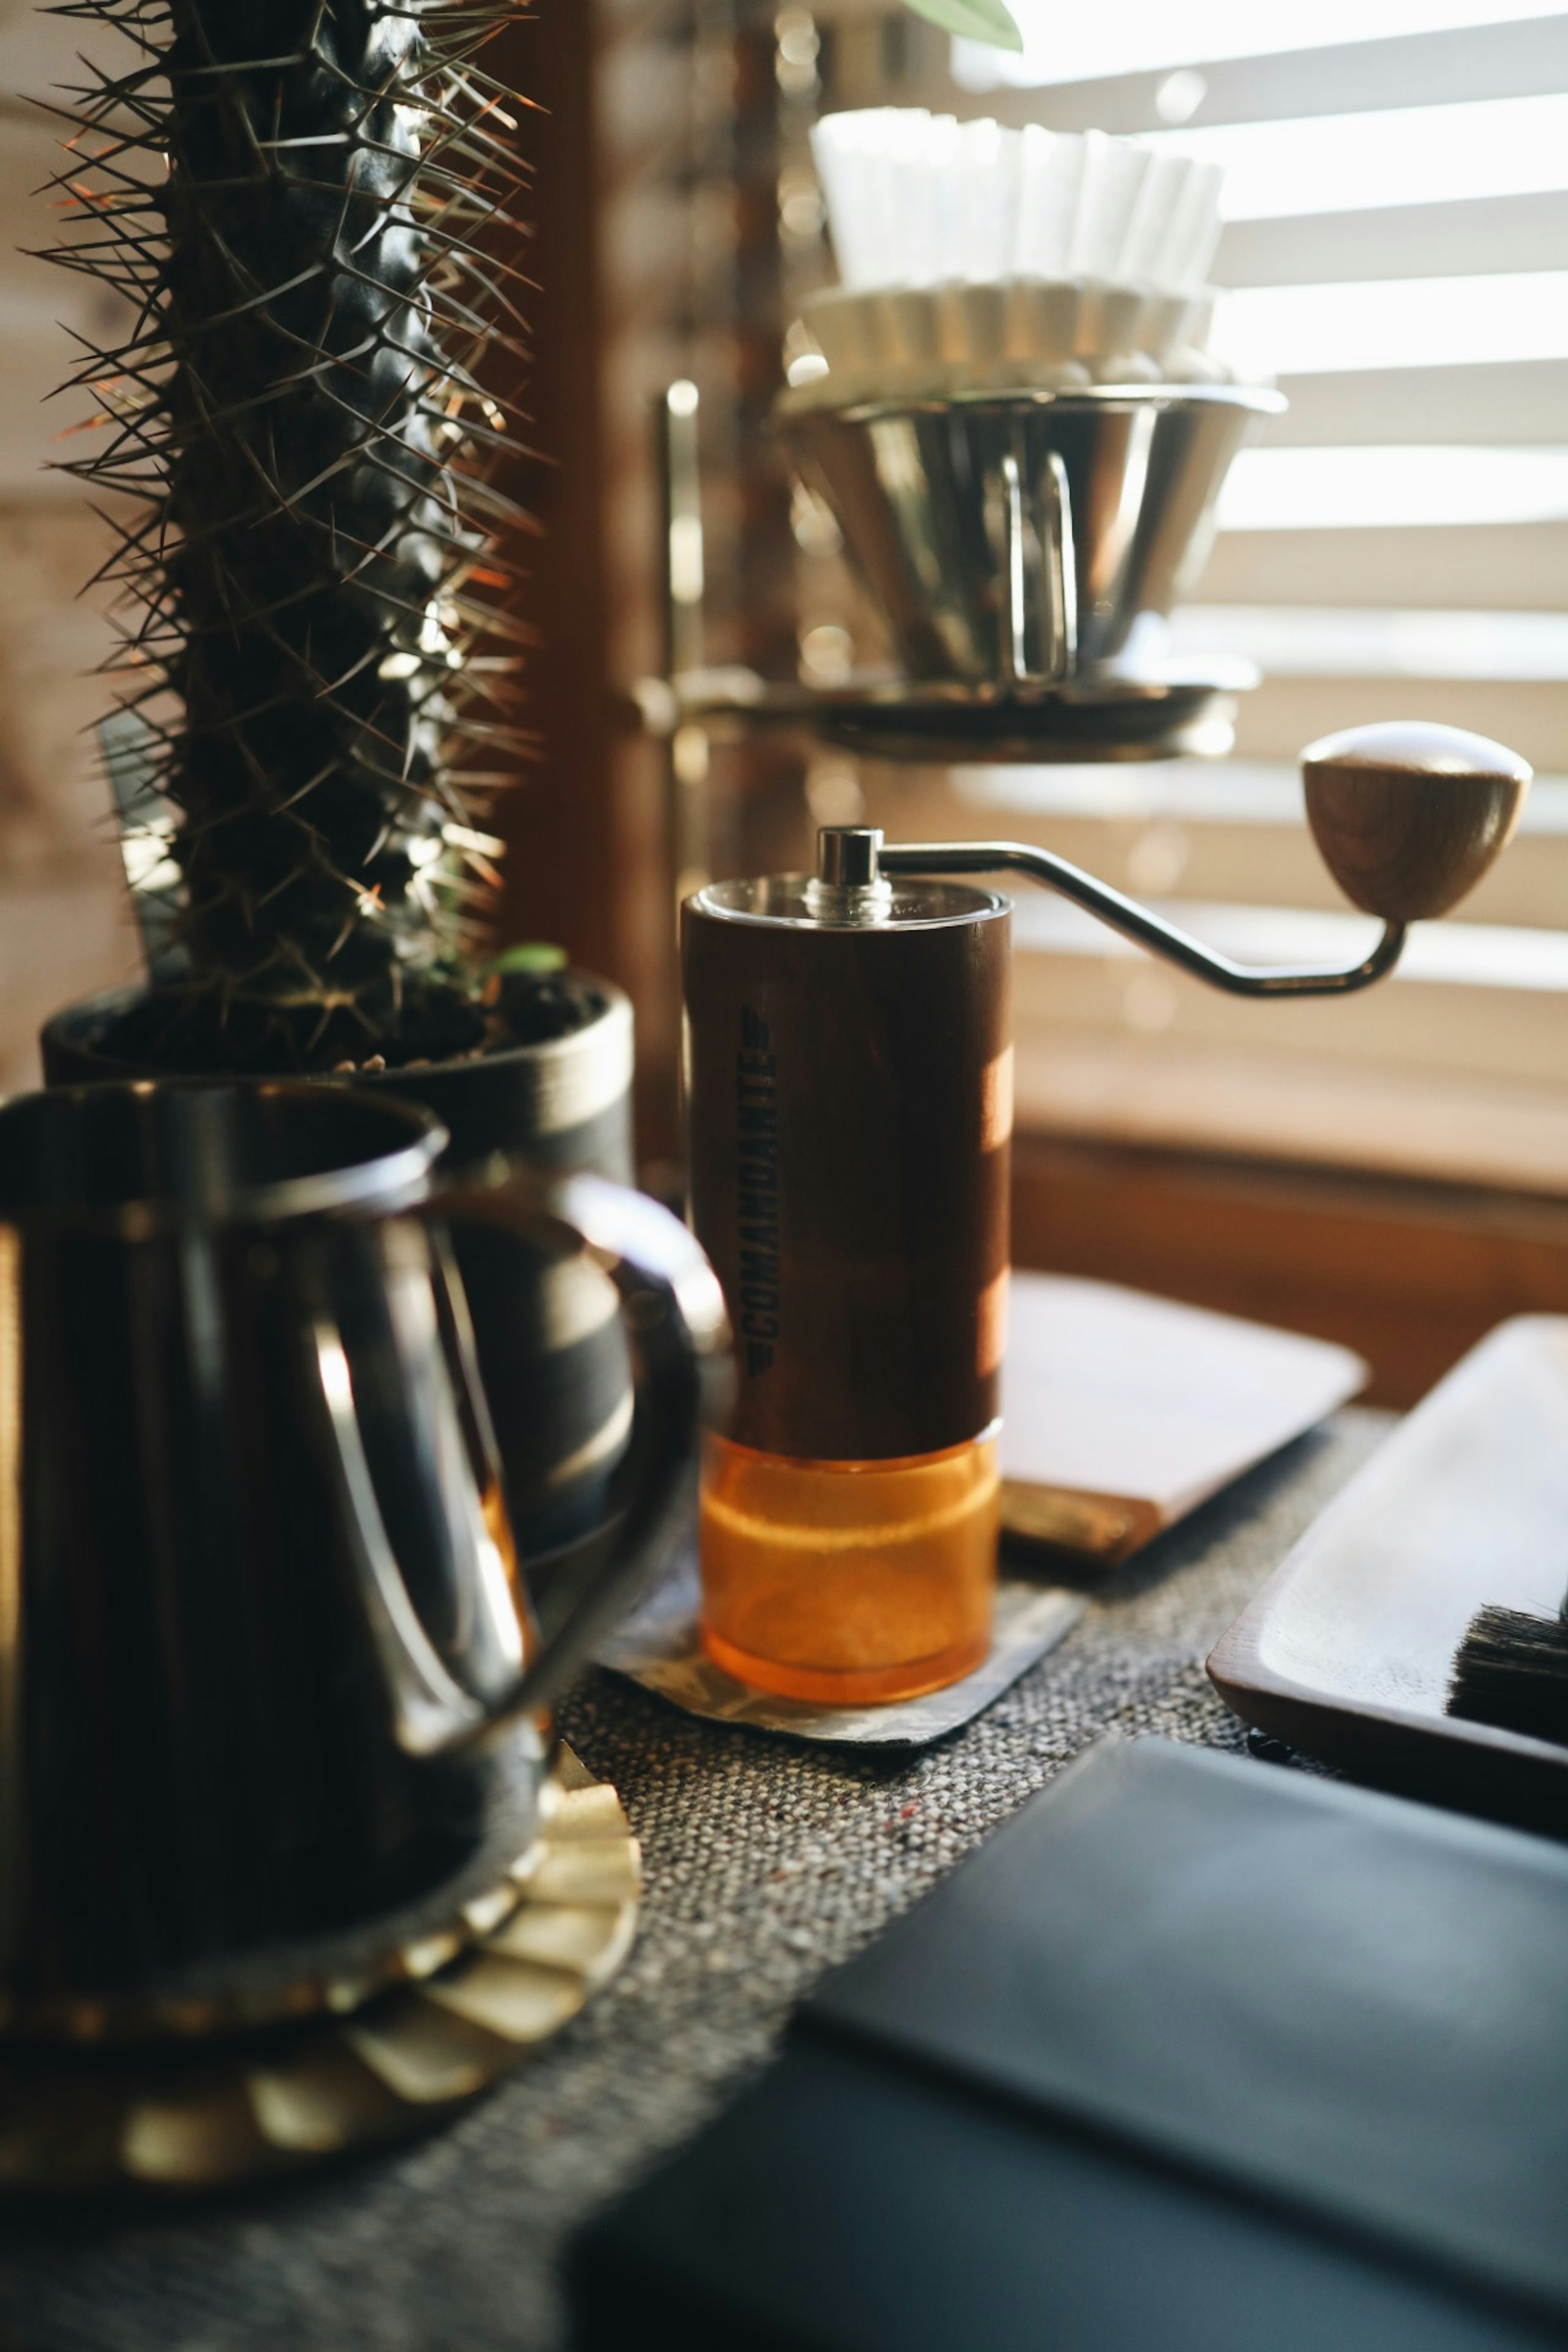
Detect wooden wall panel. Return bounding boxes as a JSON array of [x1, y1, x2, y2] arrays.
[[1013, 1135, 1568, 1410]]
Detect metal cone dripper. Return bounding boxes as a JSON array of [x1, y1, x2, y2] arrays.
[[780, 382, 1283, 692]]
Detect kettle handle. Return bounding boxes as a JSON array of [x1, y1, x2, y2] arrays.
[[308, 1167, 731, 1759]]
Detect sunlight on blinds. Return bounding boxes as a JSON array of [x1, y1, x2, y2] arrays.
[[811, 8, 1568, 1184], [1218, 447, 1568, 530], [950, 760, 1568, 824], [1170, 608, 1568, 679], [1010, 897, 1568, 993], [1215, 272, 1568, 376], [954, 0, 1565, 89], [1144, 93, 1568, 220]]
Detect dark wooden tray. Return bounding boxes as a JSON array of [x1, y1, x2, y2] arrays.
[[1208, 1317, 1568, 1834]]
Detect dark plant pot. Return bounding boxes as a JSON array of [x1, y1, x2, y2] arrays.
[[40, 977, 636, 1178], [40, 981, 637, 1579]]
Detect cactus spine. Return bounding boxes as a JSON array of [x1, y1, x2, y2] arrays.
[[46, 0, 534, 1070]]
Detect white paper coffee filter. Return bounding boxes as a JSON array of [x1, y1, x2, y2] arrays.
[[799, 111, 1241, 401], [814, 109, 1223, 308], [1015, 124, 1083, 281], [952, 116, 1022, 281], [1069, 130, 1153, 281], [1121, 150, 1195, 285], [1154, 158, 1224, 292]]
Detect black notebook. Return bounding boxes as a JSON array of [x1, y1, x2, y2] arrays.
[[571, 1737, 1568, 2352]]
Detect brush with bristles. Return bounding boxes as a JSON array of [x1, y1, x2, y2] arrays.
[[1447, 1592, 1568, 1749], [40, 0, 538, 1072]]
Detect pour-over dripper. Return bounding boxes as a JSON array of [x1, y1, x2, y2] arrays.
[[782, 382, 1282, 687]]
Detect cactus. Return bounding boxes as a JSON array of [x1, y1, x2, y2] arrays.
[[44, 0, 535, 1071]]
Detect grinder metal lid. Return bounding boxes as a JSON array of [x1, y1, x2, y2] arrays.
[[689, 828, 1009, 932]]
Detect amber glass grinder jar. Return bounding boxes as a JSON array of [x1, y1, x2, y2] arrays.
[[682, 829, 1011, 1704]]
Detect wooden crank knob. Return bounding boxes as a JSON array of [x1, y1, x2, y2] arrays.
[[1302, 720, 1530, 923]]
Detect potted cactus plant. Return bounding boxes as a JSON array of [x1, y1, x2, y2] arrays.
[[40, 0, 626, 1131], [39, 0, 633, 1540]]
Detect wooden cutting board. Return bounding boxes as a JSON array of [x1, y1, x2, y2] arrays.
[[1207, 1315, 1568, 1831], [1000, 1273, 1366, 1563]]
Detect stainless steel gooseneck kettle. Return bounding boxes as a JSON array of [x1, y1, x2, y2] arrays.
[[0, 1080, 729, 2037]]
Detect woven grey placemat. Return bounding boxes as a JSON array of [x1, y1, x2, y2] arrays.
[[0, 1412, 1391, 2352]]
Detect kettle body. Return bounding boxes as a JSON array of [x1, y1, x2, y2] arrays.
[[0, 1081, 724, 2036]]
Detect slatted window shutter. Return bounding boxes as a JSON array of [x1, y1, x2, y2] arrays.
[[795, 6, 1568, 1190]]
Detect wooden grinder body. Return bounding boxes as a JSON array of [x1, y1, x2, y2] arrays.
[[682, 876, 1013, 1465]]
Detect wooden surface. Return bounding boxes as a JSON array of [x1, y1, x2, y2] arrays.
[[1208, 1316, 1568, 1831], [1302, 720, 1530, 922], [1013, 1133, 1568, 1411], [488, 4, 646, 1005], [1000, 1272, 1364, 1562]]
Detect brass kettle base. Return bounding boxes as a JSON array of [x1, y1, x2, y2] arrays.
[[0, 1750, 639, 2194], [0, 1728, 565, 2048]]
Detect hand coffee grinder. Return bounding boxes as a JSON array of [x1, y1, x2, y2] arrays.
[[683, 722, 1529, 1705]]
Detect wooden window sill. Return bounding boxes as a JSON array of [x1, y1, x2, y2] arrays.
[[1012, 1080, 1568, 1410]]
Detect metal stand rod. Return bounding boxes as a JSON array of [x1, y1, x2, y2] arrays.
[[870, 835, 1408, 1000]]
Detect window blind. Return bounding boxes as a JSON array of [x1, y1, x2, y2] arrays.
[[802, 6, 1568, 1190]]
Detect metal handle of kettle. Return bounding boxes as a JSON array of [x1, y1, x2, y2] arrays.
[[309, 1166, 731, 1759]]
